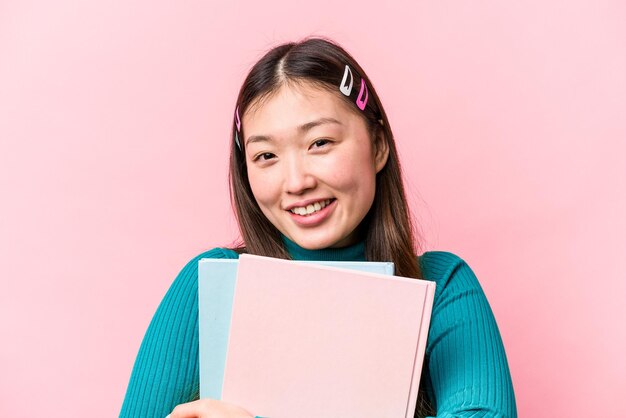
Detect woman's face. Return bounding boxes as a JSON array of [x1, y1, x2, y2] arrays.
[[242, 82, 388, 250]]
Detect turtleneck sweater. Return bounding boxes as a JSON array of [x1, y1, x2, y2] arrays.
[[120, 239, 517, 417]]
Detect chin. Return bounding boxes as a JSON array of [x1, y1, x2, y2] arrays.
[[289, 233, 340, 250], [296, 239, 333, 250], [295, 230, 360, 250]]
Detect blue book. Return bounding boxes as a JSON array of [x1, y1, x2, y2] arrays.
[[197, 258, 394, 400]]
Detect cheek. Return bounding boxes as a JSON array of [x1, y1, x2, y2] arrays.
[[247, 167, 280, 208], [325, 150, 377, 192]]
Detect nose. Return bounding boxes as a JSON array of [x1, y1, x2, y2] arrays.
[[283, 154, 316, 195]]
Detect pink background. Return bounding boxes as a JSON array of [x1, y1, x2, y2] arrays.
[[1, 1, 624, 416]]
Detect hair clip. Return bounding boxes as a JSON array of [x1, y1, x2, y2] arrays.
[[339, 65, 353, 96], [356, 79, 368, 110], [235, 106, 241, 131], [340, 64, 368, 111], [234, 106, 242, 150]]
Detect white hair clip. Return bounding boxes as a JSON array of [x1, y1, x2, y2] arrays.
[[339, 65, 354, 96], [234, 106, 242, 150]]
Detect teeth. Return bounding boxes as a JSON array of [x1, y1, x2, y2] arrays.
[[290, 199, 332, 216]]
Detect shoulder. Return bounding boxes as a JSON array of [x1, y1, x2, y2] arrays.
[[159, 247, 240, 306], [170, 247, 240, 286], [184, 247, 240, 268], [418, 250, 466, 281], [180, 247, 240, 270], [417, 251, 485, 302]]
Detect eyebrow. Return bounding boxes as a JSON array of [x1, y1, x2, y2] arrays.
[[298, 117, 342, 133], [245, 117, 343, 146]]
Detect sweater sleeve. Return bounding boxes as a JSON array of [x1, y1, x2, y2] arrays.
[[420, 252, 517, 418], [120, 248, 237, 418]]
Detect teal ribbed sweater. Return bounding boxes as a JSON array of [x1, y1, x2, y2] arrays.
[[120, 240, 516, 417]]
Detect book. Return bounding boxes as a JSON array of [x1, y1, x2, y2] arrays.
[[198, 257, 394, 400], [198, 254, 435, 418]]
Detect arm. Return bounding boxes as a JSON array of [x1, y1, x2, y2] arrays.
[[120, 248, 235, 418], [420, 252, 517, 418]]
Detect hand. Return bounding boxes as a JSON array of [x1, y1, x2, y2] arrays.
[[166, 399, 256, 418]]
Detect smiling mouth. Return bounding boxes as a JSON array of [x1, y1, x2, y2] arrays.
[[288, 199, 335, 216]]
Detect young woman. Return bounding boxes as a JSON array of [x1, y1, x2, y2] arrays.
[[120, 37, 517, 418]]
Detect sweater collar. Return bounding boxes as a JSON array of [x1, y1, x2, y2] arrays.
[[281, 235, 366, 261]]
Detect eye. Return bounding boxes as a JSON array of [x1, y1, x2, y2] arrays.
[[311, 138, 331, 149], [254, 152, 276, 162]]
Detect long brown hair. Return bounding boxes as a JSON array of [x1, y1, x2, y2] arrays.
[[227, 37, 434, 417]]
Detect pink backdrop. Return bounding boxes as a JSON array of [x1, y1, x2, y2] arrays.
[[1, 1, 624, 416]]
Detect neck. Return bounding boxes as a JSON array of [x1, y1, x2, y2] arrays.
[[281, 235, 366, 261]]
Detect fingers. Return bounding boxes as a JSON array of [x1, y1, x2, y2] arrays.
[[167, 399, 255, 418], [168, 399, 208, 418]]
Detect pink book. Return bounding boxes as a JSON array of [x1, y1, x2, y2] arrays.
[[221, 254, 436, 418]]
